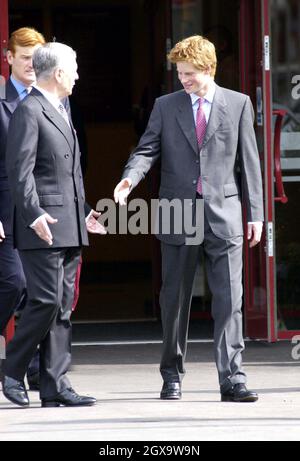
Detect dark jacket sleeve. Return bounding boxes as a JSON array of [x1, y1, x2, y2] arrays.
[[238, 96, 264, 222], [6, 104, 45, 226], [122, 99, 162, 189]]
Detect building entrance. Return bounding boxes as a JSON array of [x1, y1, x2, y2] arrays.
[[3, 0, 298, 342]]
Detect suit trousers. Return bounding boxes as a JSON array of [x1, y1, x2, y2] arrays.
[[0, 233, 26, 335], [159, 212, 247, 391], [3, 246, 81, 399]]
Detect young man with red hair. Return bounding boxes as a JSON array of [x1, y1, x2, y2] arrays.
[[115, 35, 264, 403]]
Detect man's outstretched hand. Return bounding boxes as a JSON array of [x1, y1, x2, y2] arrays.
[[86, 210, 107, 235], [114, 178, 132, 206]]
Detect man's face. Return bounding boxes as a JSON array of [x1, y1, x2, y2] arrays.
[[7, 44, 41, 86], [176, 61, 212, 96], [58, 57, 79, 97]]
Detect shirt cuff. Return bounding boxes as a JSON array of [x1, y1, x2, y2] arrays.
[[30, 213, 47, 228], [85, 210, 93, 223]]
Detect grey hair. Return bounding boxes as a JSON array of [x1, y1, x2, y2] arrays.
[[33, 42, 76, 81]]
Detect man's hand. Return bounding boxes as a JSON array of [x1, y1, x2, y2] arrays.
[[247, 222, 263, 248], [0, 221, 5, 243], [32, 213, 58, 246], [114, 178, 132, 206], [86, 210, 107, 235]]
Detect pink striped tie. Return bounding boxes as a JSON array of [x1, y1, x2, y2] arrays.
[[196, 97, 206, 195]]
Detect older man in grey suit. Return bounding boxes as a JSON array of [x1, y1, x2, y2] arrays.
[[114, 35, 264, 402], [2, 42, 106, 408]]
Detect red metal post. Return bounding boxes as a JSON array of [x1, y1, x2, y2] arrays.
[[0, 0, 14, 342], [261, 0, 277, 342], [0, 0, 9, 80]]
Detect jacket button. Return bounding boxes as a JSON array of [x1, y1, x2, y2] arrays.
[[64, 153, 70, 159], [193, 180, 197, 185], [74, 197, 78, 202], [196, 159, 199, 164]]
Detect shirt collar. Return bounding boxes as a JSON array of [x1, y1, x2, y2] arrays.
[[10, 75, 28, 96], [34, 85, 61, 110], [190, 80, 216, 105]]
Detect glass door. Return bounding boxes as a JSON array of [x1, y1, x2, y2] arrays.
[[271, 0, 300, 339], [243, 0, 300, 341], [238, 0, 275, 340]]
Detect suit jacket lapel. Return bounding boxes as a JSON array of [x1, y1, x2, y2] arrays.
[[2, 79, 20, 115], [176, 91, 199, 155], [43, 108, 75, 153], [30, 88, 75, 152], [69, 119, 81, 171], [202, 84, 227, 147]]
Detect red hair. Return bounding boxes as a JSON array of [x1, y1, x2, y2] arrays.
[[8, 27, 45, 55]]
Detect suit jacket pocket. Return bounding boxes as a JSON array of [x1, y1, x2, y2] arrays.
[[224, 183, 239, 197], [38, 194, 63, 206]]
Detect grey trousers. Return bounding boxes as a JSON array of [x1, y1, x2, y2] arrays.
[[159, 215, 246, 391], [3, 247, 81, 399]]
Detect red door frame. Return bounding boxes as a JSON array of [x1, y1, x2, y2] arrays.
[[239, 0, 276, 341], [0, 0, 15, 342], [269, 15, 300, 341], [0, 0, 9, 79], [241, 0, 300, 341], [2, 0, 298, 341], [260, 0, 277, 342]]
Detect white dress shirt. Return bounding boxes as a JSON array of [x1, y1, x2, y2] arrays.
[[34, 85, 65, 116], [190, 81, 216, 125]]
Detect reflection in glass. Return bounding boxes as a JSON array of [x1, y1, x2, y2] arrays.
[[272, 0, 300, 331]]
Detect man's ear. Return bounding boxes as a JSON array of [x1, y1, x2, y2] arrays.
[[54, 68, 62, 83], [6, 50, 14, 66], [204, 66, 212, 75]]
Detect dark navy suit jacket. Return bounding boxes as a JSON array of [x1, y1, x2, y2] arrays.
[[0, 79, 20, 233]]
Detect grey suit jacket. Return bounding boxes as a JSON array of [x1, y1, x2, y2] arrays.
[[6, 88, 90, 250], [122, 85, 264, 245]]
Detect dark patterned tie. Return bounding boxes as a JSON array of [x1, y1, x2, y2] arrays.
[[58, 103, 71, 128]]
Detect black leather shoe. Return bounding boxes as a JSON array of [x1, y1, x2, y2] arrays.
[[27, 372, 40, 391], [221, 383, 258, 402], [160, 382, 181, 400], [41, 388, 97, 407], [3, 376, 30, 407]]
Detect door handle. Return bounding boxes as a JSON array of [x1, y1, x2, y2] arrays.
[[273, 109, 288, 204]]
